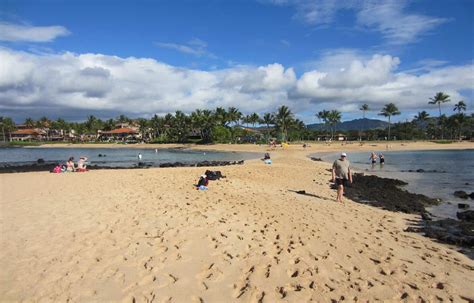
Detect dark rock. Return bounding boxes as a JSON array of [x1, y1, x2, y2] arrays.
[[457, 210, 474, 222], [413, 218, 474, 247], [310, 157, 323, 161], [454, 191, 469, 199], [458, 203, 470, 209], [416, 169, 425, 173], [469, 192, 474, 199], [465, 182, 470, 186], [344, 174, 438, 215], [37, 158, 45, 164], [420, 212, 432, 221]]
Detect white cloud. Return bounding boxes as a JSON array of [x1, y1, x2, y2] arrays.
[[0, 22, 70, 42], [357, 0, 447, 44], [265, 0, 447, 44], [155, 38, 216, 58], [0, 48, 472, 121]]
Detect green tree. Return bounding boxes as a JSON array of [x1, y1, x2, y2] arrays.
[[214, 107, 229, 126], [261, 112, 275, 139], [429, 92, 450, 139], [453, 100, 466, 113], [414, 111, 430, 139], [0, 116, 16, 142], [359, 104, 370, 140], [379, 103, 401, 140], [137, 118, 150, 141], [274, 105, 294, 141], [429, 92, 451, 116], [327, 110, 341, 140], [316, 110, 330, 137], [359, 104, 370, 118], [249, 113, 260, 128], [24, 117, 35, 128]]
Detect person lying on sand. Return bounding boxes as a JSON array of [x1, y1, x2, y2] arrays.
[[332, 152, 352, 203]]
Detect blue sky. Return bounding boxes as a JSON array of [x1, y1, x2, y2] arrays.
[[0, 0, 473, 123]]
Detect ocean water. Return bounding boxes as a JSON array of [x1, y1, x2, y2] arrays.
[[318, 149, 474, 220], [0, 147, 258, 168]]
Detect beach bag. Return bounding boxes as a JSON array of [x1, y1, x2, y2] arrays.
[[52, 165, 62, 173]]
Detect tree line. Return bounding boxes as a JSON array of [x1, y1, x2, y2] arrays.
[[0, 92, 471, 143]]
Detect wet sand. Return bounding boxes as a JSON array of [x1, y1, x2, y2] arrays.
[[1, 141, 473, 302]]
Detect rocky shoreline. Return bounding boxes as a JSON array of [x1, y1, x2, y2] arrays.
[[0, 160, 245, 174], [344, 173, 474, 250]]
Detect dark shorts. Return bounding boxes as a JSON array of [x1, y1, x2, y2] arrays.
[[335, 178, 348, 187]]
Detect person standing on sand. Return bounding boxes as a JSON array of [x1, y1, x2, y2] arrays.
[[332, 152, 352, 203]]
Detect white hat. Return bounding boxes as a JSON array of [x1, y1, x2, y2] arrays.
[[201, 174, 207, 178], [341, 152, 347, 157]]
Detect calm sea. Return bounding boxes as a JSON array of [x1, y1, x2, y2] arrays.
[[318, 149, 474, 220], [0, 147, 258, 168]]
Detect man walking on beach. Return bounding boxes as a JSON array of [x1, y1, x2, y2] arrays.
[[332, 152, 352, 203]]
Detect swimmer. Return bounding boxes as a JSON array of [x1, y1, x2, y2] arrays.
[[369, 152, 378, 165], [138, 153, 142, 161], [379, 153, 385, 164]]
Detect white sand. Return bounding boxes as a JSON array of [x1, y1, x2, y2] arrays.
[[1, 142, 473, 302]]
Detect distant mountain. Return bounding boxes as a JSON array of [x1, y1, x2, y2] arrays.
[[307, 118, 389, 131]]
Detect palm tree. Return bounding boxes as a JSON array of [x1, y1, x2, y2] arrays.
[[414, 111, 430, 122], [429, 92, 451, 116], [150, 115, 165, 139], [327, 110, 341, 140], [0, 116, 16, 142], [379, 103, 401, 140], [24, 118, 35, 128], [359, 104, 370, 140], [275, 105, 294, 141], [316, 110, 330, 136], [454, 100, 466, 113], [249, 113, 260, 128], [261, 113, 275, 139], [360, 104, 369, 118], [429, 92, 450, 139], [227, 107, 242, 126], [242, 115, 252, 127], [214, 107, 229, 126], [137, 118, 149, 141]]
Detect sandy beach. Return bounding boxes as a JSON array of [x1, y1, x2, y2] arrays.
[[1, 142, 473, 302]]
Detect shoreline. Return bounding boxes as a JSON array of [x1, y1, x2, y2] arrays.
[[1, 141, 474, 301]]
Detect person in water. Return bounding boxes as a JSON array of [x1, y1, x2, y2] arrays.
[[379, 153, 385, 164], [369, 152, 378, 164], [332, 152, 352, 203], [138, 153, 142, 161]]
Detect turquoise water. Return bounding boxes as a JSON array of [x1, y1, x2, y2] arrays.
[[318, 149, 474, 220], [0, 147, 257, 167]]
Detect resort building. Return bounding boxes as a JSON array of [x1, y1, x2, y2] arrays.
[[10, 128, 47, 141], [99, 127, 140, 142]]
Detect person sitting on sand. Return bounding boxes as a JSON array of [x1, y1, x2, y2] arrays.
[[332, 152, 352, 203], [66, 157, 75, 172], [77, 157, 88, 172], [196, 174, 209, 190], [263, 153, 271, 160]]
